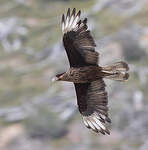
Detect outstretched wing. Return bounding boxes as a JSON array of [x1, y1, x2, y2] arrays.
[[74, 79, 111, 135], [62, 8, 99, 67]]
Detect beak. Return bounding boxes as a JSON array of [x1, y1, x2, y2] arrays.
[[51, 77, 58, 82]]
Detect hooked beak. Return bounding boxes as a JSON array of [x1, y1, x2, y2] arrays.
[[51, 77, 58, 82]]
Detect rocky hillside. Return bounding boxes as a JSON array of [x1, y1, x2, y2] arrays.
[[0, 0, 148, 150]]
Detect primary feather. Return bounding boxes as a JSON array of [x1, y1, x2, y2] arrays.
[[62, 8, 81, 34]]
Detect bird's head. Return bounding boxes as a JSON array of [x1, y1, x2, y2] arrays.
[[51, 73, 65, 82]]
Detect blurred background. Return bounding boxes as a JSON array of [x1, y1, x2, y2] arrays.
[[0, 0, 148, 150]]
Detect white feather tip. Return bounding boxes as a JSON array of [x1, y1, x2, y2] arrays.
[[82, 113, 110, 135], [62, 8, 81, 34]]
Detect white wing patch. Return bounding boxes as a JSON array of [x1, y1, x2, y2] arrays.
[[61, 8, 81, 34], [82, 113, 110, 135]]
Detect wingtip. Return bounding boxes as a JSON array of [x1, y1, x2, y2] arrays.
[[67, 8, 70, 18], [83, 18, 87, 24], [77, 10, 81, 17], [62, 14, 65, 23], [99, 129, 106, 135], [62, 8, 82, 34], [82, 114, 111, 135], [61, 14, 65, 33], [105, 117, 111, 123], [105, 128, 110, 135], [71, 8, 76, 16]]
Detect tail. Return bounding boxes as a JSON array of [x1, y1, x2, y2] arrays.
[[101, 61, 129, 81]]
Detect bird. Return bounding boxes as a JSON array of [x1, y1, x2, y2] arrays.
[[52, 8, 129, 135]]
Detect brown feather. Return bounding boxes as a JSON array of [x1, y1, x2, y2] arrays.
[[62, 8, 98, 67]]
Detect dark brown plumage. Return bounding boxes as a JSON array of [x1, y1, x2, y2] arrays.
[[53, 8, 129, 135]]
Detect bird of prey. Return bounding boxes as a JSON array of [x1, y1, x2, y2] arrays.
[[52, 8, 129, 135]]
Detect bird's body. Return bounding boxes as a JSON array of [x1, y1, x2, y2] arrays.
[[57, 66, 102, 83], [58, 63, 129, 83], [53, 8, 129, 135]]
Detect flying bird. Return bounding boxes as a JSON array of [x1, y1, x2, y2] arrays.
[[52, 8, 129, 135]]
